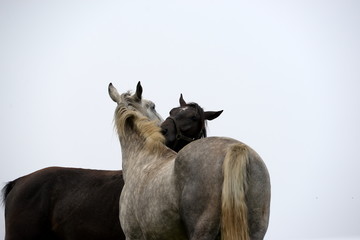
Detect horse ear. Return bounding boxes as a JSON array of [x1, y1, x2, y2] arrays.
[[179, 94, 186, 106], [204, 110, 223, 121], [135, 81, 143, 101], [108, 83, 120, 103]]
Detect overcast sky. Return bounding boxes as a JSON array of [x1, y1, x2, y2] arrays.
[[1, 1, 360, 239]]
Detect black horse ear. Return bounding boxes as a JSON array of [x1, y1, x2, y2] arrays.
[[179, 94, 186, 106], [204, 110, 223, 121], [135, 81, 143, 101]]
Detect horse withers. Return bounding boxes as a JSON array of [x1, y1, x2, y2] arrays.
[[109, 82, 271, 240], [2, 82, 222, 240]]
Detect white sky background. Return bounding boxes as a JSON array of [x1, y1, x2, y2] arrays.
[[0, 1, 360, 239]]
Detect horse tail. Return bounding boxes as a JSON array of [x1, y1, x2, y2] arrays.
[[2, 180, 16, 205], [221, 143, 250, 240]]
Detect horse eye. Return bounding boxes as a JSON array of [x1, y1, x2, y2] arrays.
[[147, 103, 155, 110], [191, 116, 197, 121]]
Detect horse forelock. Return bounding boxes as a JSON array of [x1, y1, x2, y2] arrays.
[[121, 91, 138, 108]]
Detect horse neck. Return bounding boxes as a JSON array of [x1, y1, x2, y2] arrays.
[[119, 134, 175, 179]]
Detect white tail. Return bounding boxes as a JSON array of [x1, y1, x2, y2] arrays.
[[221, 144, 250, 240]]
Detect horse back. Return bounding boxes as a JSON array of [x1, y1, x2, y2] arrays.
[[3, 167, 125, 240]]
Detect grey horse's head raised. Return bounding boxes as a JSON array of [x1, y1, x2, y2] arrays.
[[108, 81, 163, 126]]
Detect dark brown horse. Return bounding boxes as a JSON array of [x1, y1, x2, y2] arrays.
[[2, 83, 222, 240]]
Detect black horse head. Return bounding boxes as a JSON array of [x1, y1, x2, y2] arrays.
[[161, 94, 223, 152]]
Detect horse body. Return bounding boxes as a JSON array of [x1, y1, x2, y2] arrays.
[[3, 167, 125, 240], [110, 83, 271, 240]]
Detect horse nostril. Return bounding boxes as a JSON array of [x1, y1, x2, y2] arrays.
[[161, 128, 168, 135]]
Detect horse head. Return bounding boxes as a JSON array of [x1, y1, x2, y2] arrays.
[[108, 81, 163, 126], [161, 94, 223, 152]]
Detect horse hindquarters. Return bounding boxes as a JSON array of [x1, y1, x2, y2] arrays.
[[177, 138, 270, 240], [176, 139, 225, 240], [178, 178, 222, 240], [3, 179, 55, 240], [246, 149, 271, 240]]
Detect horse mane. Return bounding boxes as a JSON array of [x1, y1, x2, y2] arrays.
[[186, 102, 207, 138], [114, 95, 165, 153]]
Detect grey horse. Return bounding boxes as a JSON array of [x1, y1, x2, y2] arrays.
[[109, 82, 271, 240]]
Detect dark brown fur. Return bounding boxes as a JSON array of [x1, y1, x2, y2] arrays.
[[3, 167, 125, 240]]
